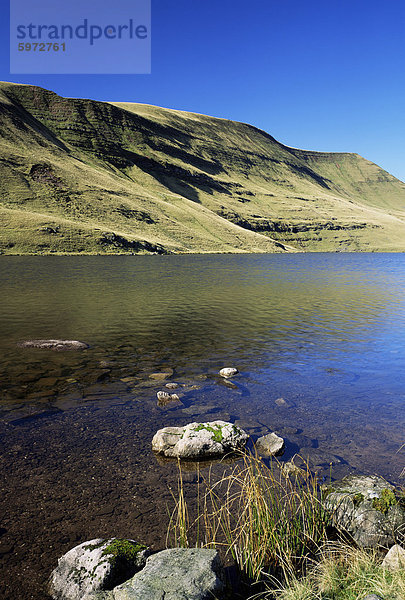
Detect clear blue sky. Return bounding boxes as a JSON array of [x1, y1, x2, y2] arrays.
[[1, 0, 404, 181]]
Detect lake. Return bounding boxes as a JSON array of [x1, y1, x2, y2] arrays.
[[0, 253, 404, 599]]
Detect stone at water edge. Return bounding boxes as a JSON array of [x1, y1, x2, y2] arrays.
[[255, 432, 285, 457], [152, 420, 249, 458], [219, 367, 239, 378], [382, 544, 405, 570], [48, 538, 149, 600], [112, 548, 224, 600], [18, 339, 89, 351], [322, 475, 405, 548]]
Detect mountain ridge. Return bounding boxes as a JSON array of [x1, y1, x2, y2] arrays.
[[0, 81, 404, 254]]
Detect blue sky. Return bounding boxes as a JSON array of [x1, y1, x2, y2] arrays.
[[1, 0, 404, 181]]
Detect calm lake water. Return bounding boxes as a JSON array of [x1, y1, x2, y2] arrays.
[[0, 253, 404, 599]]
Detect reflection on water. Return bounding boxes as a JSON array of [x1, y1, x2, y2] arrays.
[[1, 253, 404, 417], [0, 253, 404, 599]]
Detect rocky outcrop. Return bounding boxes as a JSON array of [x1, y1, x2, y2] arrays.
[[18, 339, 89, 351], [255, 433, 285, 457], [323, 475, 405, 547], [113, 548, 224, 600], [49, 538, 149, 600], [152, 420, 249, 458]]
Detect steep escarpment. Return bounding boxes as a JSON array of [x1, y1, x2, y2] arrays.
[[0, 81, 404, 254]]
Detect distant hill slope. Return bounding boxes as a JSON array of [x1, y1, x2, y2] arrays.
[[0, 81, 404, 254]]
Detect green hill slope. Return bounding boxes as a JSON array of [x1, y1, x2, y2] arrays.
[[0, 81, 404, 254]]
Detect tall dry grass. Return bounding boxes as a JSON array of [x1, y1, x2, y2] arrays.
[[168, 452, 331, 584]]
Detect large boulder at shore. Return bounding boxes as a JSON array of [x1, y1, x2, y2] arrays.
[[323, 475, 405, 547], [152, 420, 249, 459], [255, 433, 285, 457], [49, 538, 149, 600], [18, 339, 89, 351], [113, 548, 224, 600]]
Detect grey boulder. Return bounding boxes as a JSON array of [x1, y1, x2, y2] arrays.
[[113, 548, 224, 600], [49, 538, 149, 600], [255, 433, 285, 457], [19, 339, 89, 351], [323, 475, 405, 547], [152, 420, 249, 458], [382, 544, 405, 571]]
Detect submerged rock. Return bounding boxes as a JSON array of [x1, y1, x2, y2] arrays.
[[149, 369, 174, 381], [281, 460, 305, 477], [113, 548, 224, 600], [255, 433, 285, 457], [152, 420, 249, 458], [219, 367, 238, 378], [323, 475, 405, 547], [49, 538, 149, 600], [18, 339, 89, 351], [275, 397, 288, 407]]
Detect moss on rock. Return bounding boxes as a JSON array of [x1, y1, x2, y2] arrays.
[[193, 423, 224, 443], [102, 539, 148, 567], [372, 488, 397, 514]]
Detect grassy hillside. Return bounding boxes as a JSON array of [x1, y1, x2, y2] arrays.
[[0, 81, 404, 254]]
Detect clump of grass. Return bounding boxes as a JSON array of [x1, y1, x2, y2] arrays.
[[168, 452, 331, 584], [271, 542, 405, 600], [167, 460, 193, 549]]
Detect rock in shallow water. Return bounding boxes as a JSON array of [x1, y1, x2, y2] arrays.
[[219, 367, 238, 378], [255, 432, 285, 457], [113, 548, 224, 600], [49, 538, 149, 600], [156, 391, 182, 408], [18, 339, 89, 351], [323, 475, 405, 547], [152, 420, 249, 458], [149, 369, 174, 381]]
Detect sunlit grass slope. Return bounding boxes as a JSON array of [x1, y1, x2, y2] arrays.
[[1, 81, 404, 254]]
